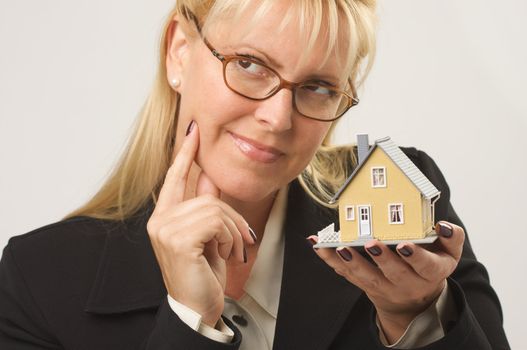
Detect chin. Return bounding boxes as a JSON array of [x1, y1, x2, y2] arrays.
[[217, 174, 281, 203], [196, 147, 290, 203]]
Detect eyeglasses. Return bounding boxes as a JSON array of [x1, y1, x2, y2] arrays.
[[184, 12, 359, 121], [183, 8, 359, 122], [201, 37, 359, 122]]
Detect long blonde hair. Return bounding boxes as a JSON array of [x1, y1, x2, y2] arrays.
[[65, 0, 377, 221]]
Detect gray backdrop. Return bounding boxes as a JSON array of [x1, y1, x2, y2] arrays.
[[1, 0, 525, 347]]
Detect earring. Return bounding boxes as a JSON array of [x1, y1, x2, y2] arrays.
[[170, 78, 181, 88]]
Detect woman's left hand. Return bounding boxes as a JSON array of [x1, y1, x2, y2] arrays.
[[309, 221, 465, 343]]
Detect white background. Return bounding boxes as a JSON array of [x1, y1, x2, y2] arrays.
[[1, 0, 525, 347]]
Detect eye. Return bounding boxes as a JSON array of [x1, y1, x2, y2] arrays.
[[302, 84, 338, 98], [235, 58, 268, 77]]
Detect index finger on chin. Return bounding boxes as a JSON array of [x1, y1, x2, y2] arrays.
[[156, 121, 199, 212]]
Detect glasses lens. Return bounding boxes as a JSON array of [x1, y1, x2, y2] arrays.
[[295, 84, 349, 120], [225, 58, 280, 99], [223, 58, 352, 120]]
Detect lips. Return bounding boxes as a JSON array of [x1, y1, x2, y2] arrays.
[[229, 132, 284, 163]]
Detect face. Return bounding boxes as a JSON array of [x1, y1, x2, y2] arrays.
[[167, 2, 349, 203]]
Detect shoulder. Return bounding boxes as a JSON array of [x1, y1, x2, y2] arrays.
[[399, 146, 451, 198], [6, 216, 117, 258], [1, 215, 148, 313], [2, 215, 138, 285], [398, 145, 452, 223]]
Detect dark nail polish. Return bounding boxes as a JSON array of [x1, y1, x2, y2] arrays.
[[336, 248, 353, 262], [367, 246, 382, 256], [185, 120, 195, 136], [398, 246, 413, 257], [438, 222, 453, 238], [243, 247, 248, 263], [248, 227, 257, 243]]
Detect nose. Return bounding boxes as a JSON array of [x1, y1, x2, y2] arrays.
[[253, 89, 293, 132]]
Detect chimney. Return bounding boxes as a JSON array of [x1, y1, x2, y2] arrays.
[[357, 134, 370, 165]]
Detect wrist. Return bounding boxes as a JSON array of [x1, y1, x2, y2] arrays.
[[202, 314, 223, 328], [376, 281, 447, 343], [198, 302, 224, 328], [167, 294, 223, 329], [376, 309, 419, 343]]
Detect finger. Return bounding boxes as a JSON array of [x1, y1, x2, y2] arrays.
[[202, 239, 227, 287], [396, 242, 457, 282], [196, 170, 221, 198], [203, 205, 245, 263], [154, 206, 245, 264], [206, 216, 240, 262], [163, 201, 246, 263], [181, 214, 235, 262], [315, 245, 389, 293], [160, 194, 255, 246], [195, 179, 254, 244], [435, 221, 465, 261], [156, 121, 199, 212], [364, 240, 421, 286]]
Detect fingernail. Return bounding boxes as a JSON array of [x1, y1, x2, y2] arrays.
[[398, 246, 413, 257], [367, 246, 382, 256], [306, 236, 318, 250], [336, 247, 353, 262], [437, 222, 453, 238], [243, 247, 248, 263], [248, 227, 257, 243], [185, 120, 195, 136]]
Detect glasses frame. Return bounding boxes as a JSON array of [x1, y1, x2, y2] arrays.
[[186, 10, 360, 122]]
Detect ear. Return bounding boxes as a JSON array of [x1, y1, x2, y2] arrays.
[[165, 16, 191, 92]]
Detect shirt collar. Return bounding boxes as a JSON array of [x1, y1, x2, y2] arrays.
[[243, 186, 289, 318]]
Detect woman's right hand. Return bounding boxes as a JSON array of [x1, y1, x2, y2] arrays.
[[147, 121, 256, 327]]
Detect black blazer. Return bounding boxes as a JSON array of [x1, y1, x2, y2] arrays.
[[0, 148, 510, 349]]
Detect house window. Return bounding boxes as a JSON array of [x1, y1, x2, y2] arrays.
[[389, 204, 404, 224], [345, 206, 355, 221], [371, 167, 386, 187]]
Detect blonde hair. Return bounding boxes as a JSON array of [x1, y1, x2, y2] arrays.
[[65, 0, 377, 221]]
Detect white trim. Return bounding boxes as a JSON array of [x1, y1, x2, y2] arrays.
[[371, 166, 387, 188], [422, 198, 428, 225], [388, 203, 404, 224], [345, 205, 355, 221]]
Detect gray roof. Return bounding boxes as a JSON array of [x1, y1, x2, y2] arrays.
[[330, 137, 440, 203]]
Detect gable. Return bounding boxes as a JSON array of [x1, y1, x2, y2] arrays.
[[341, 148, 418, 198], [331, 137, 440, 203]]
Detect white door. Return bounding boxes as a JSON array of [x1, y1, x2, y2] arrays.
[[358, 205, 372, 236]]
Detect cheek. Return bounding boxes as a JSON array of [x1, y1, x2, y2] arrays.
[[282, 122, 330, 182], [177, 66, 238, 139], [294, 121, 330, 160], [182, 60, 251, 128]]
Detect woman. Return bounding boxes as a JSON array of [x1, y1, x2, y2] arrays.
[[0, 0, 510, 349]]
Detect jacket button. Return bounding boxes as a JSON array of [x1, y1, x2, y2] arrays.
[[232, 314, 248, 327]]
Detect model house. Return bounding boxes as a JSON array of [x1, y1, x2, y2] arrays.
[[315, 135, 441, 247]]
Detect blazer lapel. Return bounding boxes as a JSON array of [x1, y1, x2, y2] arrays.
[[273, 181, 364, 350], [84, 205, 166, 314]]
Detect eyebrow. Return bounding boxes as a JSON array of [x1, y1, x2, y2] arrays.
[[224, 43, 284, 70], [224, 43, 342, 87]]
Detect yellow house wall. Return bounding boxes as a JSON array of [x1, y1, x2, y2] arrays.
[[339, 149, 425, 241]]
